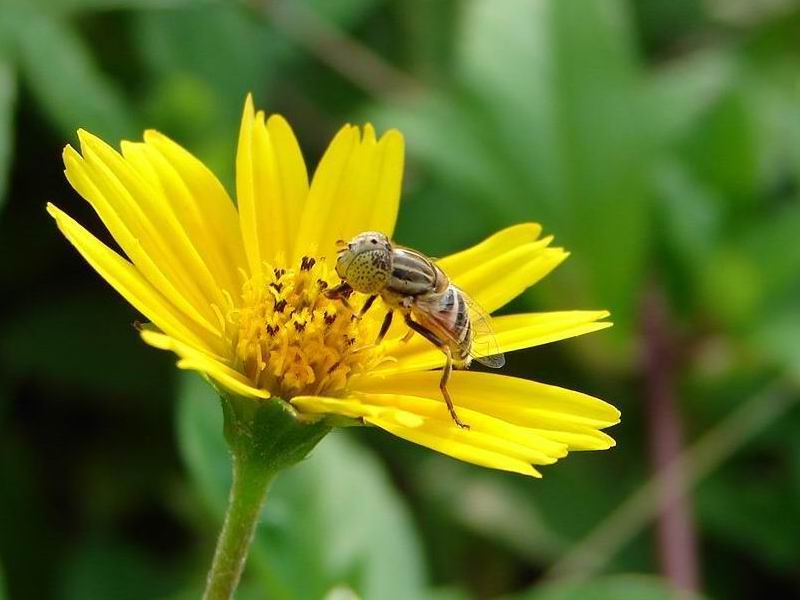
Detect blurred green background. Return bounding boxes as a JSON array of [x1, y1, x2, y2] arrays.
[[1, 0, 800, 598]]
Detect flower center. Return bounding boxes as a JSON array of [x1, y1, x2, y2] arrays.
[[227, 256, 384, 398]]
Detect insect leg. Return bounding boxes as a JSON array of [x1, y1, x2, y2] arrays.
[[375, 310, 394, 345], [440, 346, 469, 429], [359, 294, 378, 319], [349, 311, 395, 355], [324, 282, 355, 313], [403, 315, 470, 429]]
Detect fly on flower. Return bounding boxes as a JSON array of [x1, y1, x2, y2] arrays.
[[47, 94, 620, 477], [327, 231, 505, 429]]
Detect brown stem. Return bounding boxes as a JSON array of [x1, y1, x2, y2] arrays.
[[642, 284, 700, 594]]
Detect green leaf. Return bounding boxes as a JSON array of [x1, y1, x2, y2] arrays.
[[680, 89, 758, 212], [304, 0, 381, 26], [698, 466, 800, 572], [652, 161, 724, 313], [653, 162, 721, 266], [393, 0, 460, 80], [131, 3, 279, 183], [131, 0, 381, 183], [505, 575, 708, 600], [645, 49, 737, 146], [751, 311, 800, 379], [177, 373, 428, 600], [412, 455, 568, 563], [0, 59, 14, 213], [13, 10, 135, 140], [32, 0, 200, 12], [323, 586, 361, 600], [700, 205, 800, 330], [469, 0, 651, 331], [134, 4, 271, 115]]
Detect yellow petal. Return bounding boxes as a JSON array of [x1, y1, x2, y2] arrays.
[[77, 130, 227, 308], [119, 140, 241, 301], [438, 224, 568, 313], [134, 129, 246, 295], [236, 96, 310, 274], [65, 133, 223, 336], [437, 223, 542, 278], [267, 114, 310, 247], [373, 393, 568, 460], [292, 124, 404, 263], [140, 329, 267, 399], [292, 394, 543, 477], [353, 371, 619, 450], [47, 203, 223, 355], [367, 416, 542, 477], [291, 394, 424, 426], [378, 310, 612, 375]]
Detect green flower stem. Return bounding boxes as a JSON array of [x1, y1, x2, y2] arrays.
[[203, 393, 330, 600], [204, 451, 276, 600]]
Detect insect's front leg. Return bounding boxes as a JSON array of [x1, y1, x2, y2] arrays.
[[359, 294, 378, 319], [403, 314, 470, 429], [324, 282, 356, 313]]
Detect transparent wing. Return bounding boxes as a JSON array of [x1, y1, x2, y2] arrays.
[[460, 288, 505, 368]]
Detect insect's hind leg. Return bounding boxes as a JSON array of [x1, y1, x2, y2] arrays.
[[403, 315, 470, 429], [439, 346, 469, 429]]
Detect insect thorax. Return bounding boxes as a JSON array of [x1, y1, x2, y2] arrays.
[[385, 248, 447, 297]]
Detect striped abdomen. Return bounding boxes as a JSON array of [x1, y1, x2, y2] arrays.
[[414, 285, 473, 366]]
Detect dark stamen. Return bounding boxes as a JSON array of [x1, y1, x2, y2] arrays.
[[300, 256, 316, 271], [274, 299, 287, 313]]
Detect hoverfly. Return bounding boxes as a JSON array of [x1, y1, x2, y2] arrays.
[[326, 231, 505, 429]]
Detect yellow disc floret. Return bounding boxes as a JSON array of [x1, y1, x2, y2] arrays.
[[227, 255, 383, 398]]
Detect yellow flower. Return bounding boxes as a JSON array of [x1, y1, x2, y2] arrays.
[[48, 95, 619, 477]]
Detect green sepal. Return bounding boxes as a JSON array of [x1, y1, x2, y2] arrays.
[[219, 392, 332, 472]]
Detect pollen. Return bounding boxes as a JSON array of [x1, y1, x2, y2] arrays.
[[226, 256, 384, 398]]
